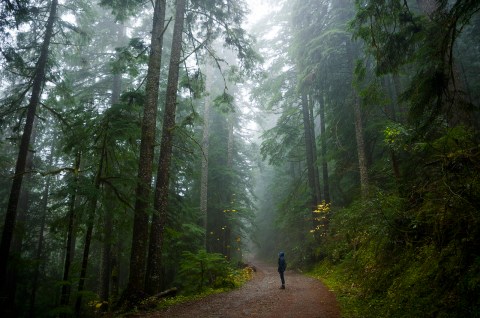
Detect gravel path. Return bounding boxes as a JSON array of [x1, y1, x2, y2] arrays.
[[141, 260, 341, 318]]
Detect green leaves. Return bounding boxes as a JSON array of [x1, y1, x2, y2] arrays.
[[352, 0, 424, 74], [110, 38, 149, 76], [187, 0, 261, 73], [213, 92, 235, 113], [179, 69, 205, 98], [99, 0, 146, 22], [177, 250, 234, 294], [384, 123, 409, 151], [351, 0, 480, 131]]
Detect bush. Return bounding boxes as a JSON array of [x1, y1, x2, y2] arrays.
[[176, 250, 235, 294], [318, 185, 480, 317]]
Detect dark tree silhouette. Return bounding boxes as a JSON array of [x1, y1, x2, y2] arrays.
[[0, 0, 58, 313]]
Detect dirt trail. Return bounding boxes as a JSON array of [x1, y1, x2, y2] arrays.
[[142, 260, 341, 318]]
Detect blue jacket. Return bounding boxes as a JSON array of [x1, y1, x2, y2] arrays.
[[278, 252, 287, 272]]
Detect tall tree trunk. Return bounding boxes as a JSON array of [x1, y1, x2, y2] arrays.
[[74, 142, 106, 317], [110, 228, 123, 298], [308, 94, 322, 203], [146, 0, 186, 295], [225, 113, 234, 260], [6, 118, 38, 312], [200, 68, 212, 250], [0, 0, 58, 306], [99, 191, 113, 311], [29, 141, 55, 317], [99, 70, 122, 310], [227, 114, 234, 169], [301, 93, 318, 209], [126, 0, 167, 298], [60, 152, 80, 314], [346, 41, 369, 198], [318, 93, 330, 203], [353, 95, 369, 198], [110, 254, 119, 299]]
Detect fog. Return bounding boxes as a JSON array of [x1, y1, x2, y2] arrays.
[[1, 0, 479, 316]]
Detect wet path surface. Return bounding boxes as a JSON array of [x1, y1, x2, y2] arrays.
[[142, 260, 341, 318]]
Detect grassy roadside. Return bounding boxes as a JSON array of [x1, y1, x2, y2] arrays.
[[309, 250, 480, 318], [308, 261, 365, 318]]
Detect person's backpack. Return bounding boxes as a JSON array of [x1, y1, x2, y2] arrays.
[[279, 256, 287, 271]]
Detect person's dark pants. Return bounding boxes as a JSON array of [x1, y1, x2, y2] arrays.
[[279, 271, 285, 285]]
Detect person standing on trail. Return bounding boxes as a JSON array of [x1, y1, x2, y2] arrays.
[[278, 251, 287, 289]]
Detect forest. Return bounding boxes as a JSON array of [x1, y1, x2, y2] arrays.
[[0, 0, 479, 317]]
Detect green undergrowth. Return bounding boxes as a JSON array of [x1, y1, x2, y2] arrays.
[[309, 188, 480, 318], [309, 261, 363, 318], [312, 250, 480, 318]]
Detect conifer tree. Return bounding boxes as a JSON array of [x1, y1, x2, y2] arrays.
[[146, 0, 186, 295], [0, 1, 58, 312]]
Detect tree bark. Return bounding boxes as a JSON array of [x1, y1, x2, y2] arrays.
[[200, 68, 212, 250], [60, 152, 81, 312], [6, 118, 38, 312], [29, 140, 55, 317], [99, 69, 122, 309], [0, 0, 58, 305], [301, 93, 318, 209], [146, 0, 186, 295], [110, 232, 122, 298], [74, 141, 106, 317], [225, 112, 234, 259], [346, 40, 369, 198], [353, 95, 369, 198], [126, 0, 167, 298], [308, 94, 322, 203], [318, 93, 330, 203], [100, 198, 113, 303]]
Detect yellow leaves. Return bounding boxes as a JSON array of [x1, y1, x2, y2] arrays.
[[310, 201, 330, 235], [384, 125, 401, 145], [310, 224, 325, 233], [313, 200, 331, 214], [230, 266, 254, 287], [88, 300, 108, 311], [224, 194, 239, 213]]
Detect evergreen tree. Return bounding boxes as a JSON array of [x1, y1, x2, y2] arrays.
[[0, 1, 58, 313]]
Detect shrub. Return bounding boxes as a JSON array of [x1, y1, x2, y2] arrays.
[[176, 250, 235, 294]]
